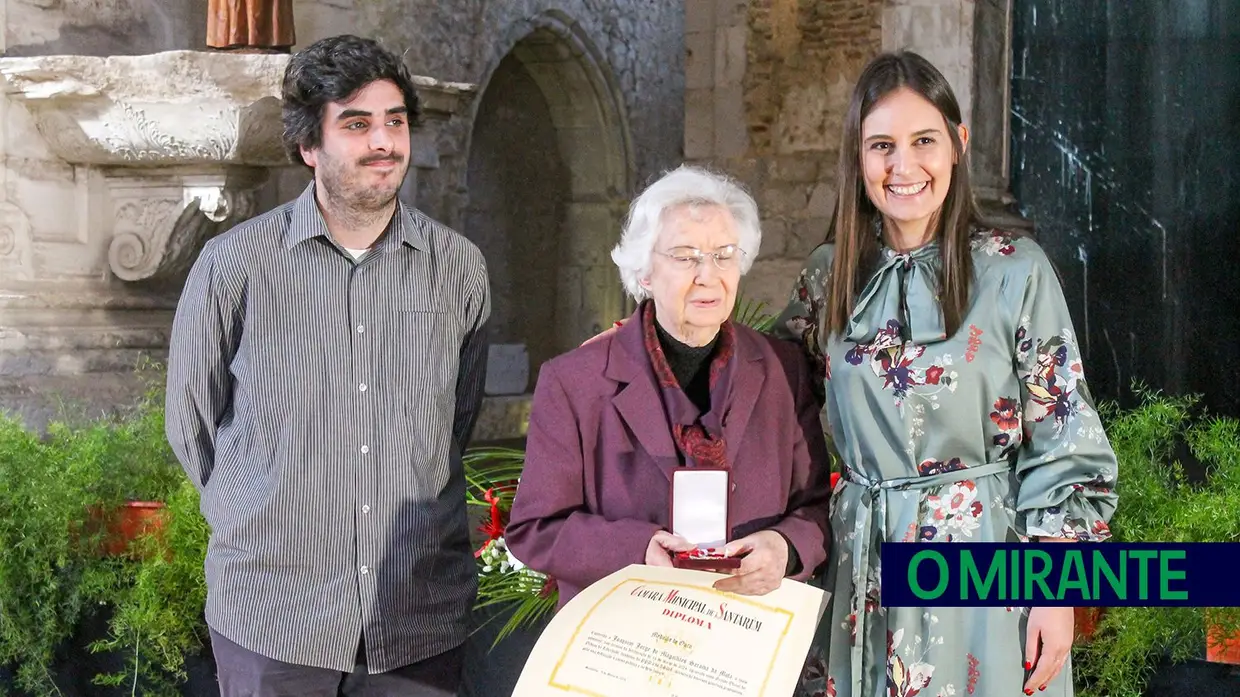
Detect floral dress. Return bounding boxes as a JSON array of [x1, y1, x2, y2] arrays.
[[773, 230, 1119, 697]]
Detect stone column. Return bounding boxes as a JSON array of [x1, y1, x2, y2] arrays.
[[683, 0, 885, 311], [883, 0, 977, 126], [883, 0, 1028, 229]]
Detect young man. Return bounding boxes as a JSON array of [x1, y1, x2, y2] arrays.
[[165, 34, 490, 696]]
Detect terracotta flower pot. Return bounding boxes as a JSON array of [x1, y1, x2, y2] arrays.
[[100, 501, 168, 557], [1074, 606, 1104, 642], [1206, 620, 1240, 663]]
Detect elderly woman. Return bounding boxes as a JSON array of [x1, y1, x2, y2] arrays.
[[505, 165, 832, 606]]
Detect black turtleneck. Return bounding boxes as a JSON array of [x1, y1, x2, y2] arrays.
[[654, 321, 717, 414], [655, 319, 801, 574]]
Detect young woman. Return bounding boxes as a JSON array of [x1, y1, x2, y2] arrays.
[[776, 51, 1118, 697]]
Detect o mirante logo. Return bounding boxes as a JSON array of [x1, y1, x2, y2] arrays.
[[880, 543, 1240, 607]]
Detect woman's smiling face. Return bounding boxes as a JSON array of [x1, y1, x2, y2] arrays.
[[860, 86, 967, 242]]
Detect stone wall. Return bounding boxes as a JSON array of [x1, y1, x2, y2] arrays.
[[686, 0, 995, 315], [0, 0, 684, 435], [282, 0, 684, 231], [4, 0, 208, 56], [0, 0, 999, 432], [686, 0, 885, 313]]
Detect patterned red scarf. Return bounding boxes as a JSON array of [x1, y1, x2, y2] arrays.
[[639, 300, 736, 469]]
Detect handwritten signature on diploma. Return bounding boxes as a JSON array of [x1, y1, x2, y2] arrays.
[[630, 584, 766, 633]]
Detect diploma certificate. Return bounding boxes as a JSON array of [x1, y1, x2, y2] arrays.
[[511, 564, 829, 697]]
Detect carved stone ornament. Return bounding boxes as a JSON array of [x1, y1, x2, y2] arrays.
[[106, 168, 267, 282], [0, 51, 477, 167], [0, 51, 290, 167]]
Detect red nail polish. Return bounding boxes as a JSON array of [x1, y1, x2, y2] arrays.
[[1025, 690, 1034, 696], [1039, 688, 1047, 692], [1024, 661, 1032, 670]]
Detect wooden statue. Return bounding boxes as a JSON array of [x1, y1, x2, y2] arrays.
[[207, 0, 295, 52]]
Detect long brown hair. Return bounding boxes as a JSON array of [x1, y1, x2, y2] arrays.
[[824, 51, 981, 340]]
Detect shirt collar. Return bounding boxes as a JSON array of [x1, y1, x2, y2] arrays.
[[283, 181, 429, 253]]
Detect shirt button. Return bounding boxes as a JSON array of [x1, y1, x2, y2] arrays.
[[362, 505, 371, 514], [359, 383, 368, 392], [360, 565, 369, 575], [360, 445, 370, 454], [357, 324, 365, 334]]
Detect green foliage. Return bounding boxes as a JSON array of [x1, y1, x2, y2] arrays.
[[1073, 386, 1240, 697], [89, 479, 209, 697], [732, 295, 777, 332], [0, 371, 181, 696], [462, 447, 557, 648]]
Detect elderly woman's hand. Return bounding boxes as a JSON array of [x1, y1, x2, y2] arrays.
[[645, 530, 697, 567], [711, 530, 790, 595]]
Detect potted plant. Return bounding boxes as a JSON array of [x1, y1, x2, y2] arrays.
[[0, 380, 180, 694], [89, 478, 210, 697], [1072, 388, 1240, 697]]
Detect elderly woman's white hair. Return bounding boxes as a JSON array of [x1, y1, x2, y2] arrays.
[[611, 165, 761, 301]]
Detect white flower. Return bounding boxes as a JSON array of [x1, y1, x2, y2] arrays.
[[924, 481, 983, 537]]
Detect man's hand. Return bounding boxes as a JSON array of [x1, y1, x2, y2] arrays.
[[645, 531, 696, 567], [711, 530, 790, 595]]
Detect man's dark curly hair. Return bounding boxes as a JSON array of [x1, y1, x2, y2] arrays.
[[280, 34, 421, 167]]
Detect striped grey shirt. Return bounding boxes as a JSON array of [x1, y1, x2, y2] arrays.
[[165, 182, 490, 673]]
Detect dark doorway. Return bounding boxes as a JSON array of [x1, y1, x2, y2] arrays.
[[465, 52, 569, 388]]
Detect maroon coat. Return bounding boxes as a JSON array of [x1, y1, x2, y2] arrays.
[[505, 314, 832, 607]]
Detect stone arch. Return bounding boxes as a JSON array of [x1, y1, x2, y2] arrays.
[[463, 11, 635, 391]]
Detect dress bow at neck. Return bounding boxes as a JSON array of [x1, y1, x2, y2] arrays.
[[844, 243, 947, 345]]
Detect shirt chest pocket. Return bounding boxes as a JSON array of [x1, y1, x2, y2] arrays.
[[385, 308, 458, 404]]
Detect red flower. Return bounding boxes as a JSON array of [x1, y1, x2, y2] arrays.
[[474, 485, 516, 557], [925, 365, 944, 384], [480, 488, 506, 538], [540, 576, 559, 598], [990, 397, 1021, 431]]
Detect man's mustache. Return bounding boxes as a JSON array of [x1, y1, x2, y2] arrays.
[[357, 154, 404, 166]]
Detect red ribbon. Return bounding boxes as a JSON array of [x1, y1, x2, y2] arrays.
[[474, 485, 514, 558]]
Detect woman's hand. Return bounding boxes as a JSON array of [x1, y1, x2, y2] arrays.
[[711, 530, 790, 595], [1024, 535, 1076, 693], [1023, 605, 1074, 693], [645, 531, 696, 567]]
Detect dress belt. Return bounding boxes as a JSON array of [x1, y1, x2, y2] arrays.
[[841, 461, 1011, 696]]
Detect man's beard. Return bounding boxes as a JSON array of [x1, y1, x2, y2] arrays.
[[318, 152, 407, 214]]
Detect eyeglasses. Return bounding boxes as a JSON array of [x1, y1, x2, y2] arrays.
[[655, 245, 746, 272]]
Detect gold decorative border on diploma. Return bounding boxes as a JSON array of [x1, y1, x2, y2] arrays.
[[546, 578, 796, 696]]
